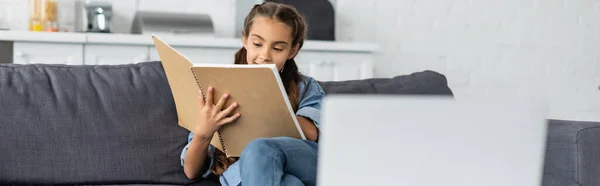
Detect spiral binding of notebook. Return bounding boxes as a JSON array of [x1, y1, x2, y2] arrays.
[[190, 68, 228, 155]]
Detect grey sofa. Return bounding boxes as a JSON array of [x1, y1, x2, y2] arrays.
[[0, 61, 598, 186]]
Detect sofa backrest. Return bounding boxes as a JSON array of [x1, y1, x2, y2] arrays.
[[318, 70, 454, 96], [0, 62, 198, 185]]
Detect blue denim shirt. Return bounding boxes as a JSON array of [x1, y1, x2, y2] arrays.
[[180, 74, 325, 186]]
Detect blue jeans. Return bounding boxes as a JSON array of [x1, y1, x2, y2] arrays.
[[238, 137, 319, 186]]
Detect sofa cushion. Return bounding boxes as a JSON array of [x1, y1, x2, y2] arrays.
[[543, 119, 600, 186], [317, 70, 453, 96], [0, 62, 217, 185]]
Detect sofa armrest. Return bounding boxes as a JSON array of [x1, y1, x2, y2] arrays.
[[543, 119, 600, 186]]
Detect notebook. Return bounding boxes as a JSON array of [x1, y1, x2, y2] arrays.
[[152, 34, 305, 157]]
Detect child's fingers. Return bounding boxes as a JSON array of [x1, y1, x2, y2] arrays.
[[198, 90, 205, 109], [215, 93, 229, 110], [205, 87, 214, 108], [216, 102, 238, 119], [218, 113, 241, 126]]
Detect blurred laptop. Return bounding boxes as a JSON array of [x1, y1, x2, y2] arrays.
[[317, 95, 548, 186]]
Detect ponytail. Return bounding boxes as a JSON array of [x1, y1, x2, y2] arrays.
[[211, 150, 237, 176], [280, 58, 300, 111], [234, 47, 247, 65]]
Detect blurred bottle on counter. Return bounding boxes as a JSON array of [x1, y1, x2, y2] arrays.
[[29, 0, 59, 32], [29, 0, 43, 31], [43, 0, 59, 32]]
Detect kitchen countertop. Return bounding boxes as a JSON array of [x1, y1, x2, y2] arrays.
[[0, 30, 379, 52], [0, 30, 88, 43]]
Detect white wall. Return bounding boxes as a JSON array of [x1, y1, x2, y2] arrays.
[[1, 0, 598, 121], [335, 0, 600, 121], [0, 0, 27, 30]]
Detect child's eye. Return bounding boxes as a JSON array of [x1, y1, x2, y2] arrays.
[[273, 48, 283, 51], [253, 43, 262, 47]]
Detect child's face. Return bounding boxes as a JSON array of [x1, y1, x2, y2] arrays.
[[242, 16, 299, 71]]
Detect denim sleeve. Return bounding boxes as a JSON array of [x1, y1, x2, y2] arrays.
[[295, 77, 325, 129], [180, 132, 215, 178]]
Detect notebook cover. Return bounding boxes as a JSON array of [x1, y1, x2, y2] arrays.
[[152, 35, 226, 151], [191, 64, 305, 157]]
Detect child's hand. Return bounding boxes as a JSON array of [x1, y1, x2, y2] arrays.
[[194, 87, 240, 140]]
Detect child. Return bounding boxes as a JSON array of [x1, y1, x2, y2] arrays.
[[180, 2, 325, 186]]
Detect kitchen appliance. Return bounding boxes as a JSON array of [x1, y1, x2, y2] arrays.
[[131, 11, 214, 36], [266, 0, 335, 41], [74, 0, 112, 33]]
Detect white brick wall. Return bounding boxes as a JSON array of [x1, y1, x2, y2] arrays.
[[336, 0, 600, 121], [2, 0, 598, 121]]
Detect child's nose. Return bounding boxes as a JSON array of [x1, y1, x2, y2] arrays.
[[258, 56, 271, 63], [260, 48, 272, 58]]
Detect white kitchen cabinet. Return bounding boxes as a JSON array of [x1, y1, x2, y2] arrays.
[[149, 46, 238, 64], [84, 44, 149, 65], [2, 31, 378, 81], [9, 42, 375, 82], [295, 51, 373, 82], [13, 42, 84, 65]]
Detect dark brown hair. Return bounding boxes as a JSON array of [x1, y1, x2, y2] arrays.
[[212, 1, 308, 176]]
